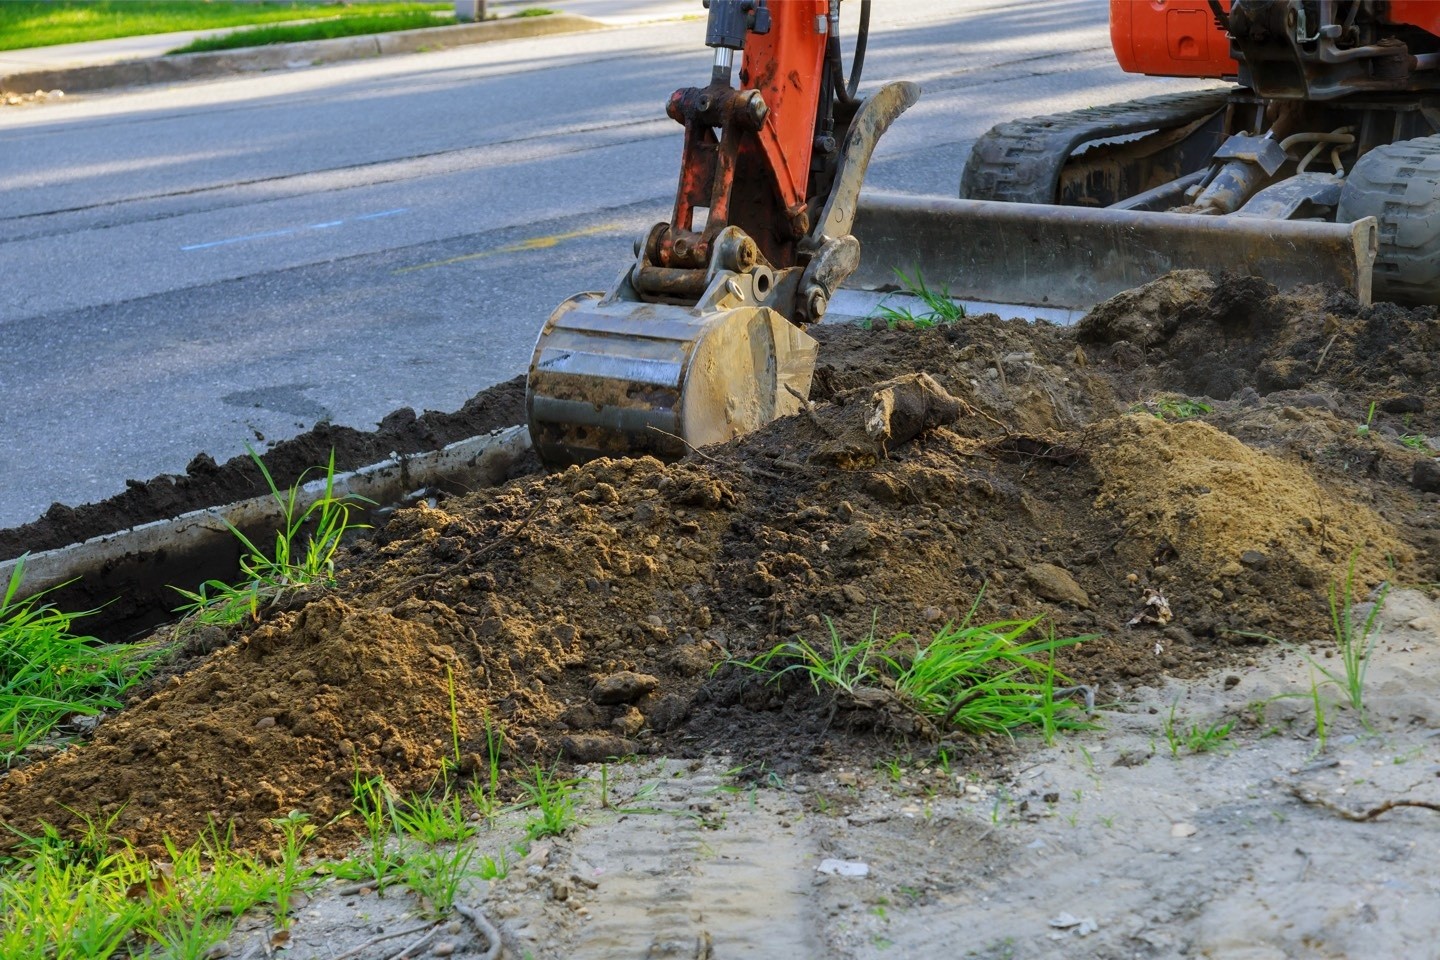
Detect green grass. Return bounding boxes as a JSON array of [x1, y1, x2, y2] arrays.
[[1399, 433, 1435, 452], [742, 614, 887, 695], [741, 597, 1096, 739], [0, 2, 448, 52], [1240, 554, 1388, 726], [516, 763, 582, 841], [4, 785, 522, 957], [1, 817, 276, 959], [170, 7, 451, 54], [869, 268, 966, 330], [171, 448, 370, 628], [1133, 394, 1213, 421], [1161, 702, 1234, 756], [1355, 400, 1378, 437], [0, 559, 161, 767]]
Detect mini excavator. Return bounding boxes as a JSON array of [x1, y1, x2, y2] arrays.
[[528, 0, 1440, 467]]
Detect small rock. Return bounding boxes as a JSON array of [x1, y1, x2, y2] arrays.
[[816, 858, 870, 878], [561, 734, 638, 764], [841, 584, 867, 605], [646, 694, 691, 732], [1381, 394, 1425, 414], [431, 942, 456, 957], [1239, 550, 1269, 569], [1024, 563, 1091, 608], [612, 706, 645, 736], [1218, 561, 1243, 577], [1412, 459, 1440, 494], [1289, 392, 1338, 412], [255, 716, 277, 730], [591, 671, 660, 705], [551, 880, 572, 902], [1171, 822, 1198, 838]]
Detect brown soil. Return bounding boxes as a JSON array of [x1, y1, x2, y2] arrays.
[[2, 271, 1437, 858], [0, 376, 529, 562]]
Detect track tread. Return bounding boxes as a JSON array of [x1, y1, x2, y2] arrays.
[[1338, 135, 1440, 305], [960, 88, 1233, 204]]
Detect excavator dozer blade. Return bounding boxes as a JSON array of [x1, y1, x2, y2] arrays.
[[851, 192, 1379, 311], [527, 293, 817, 467]]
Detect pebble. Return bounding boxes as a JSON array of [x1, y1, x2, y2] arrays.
[[431, 943, 456, 957], [1024, 563, 1092, 608], [255, 716, 276, 730]]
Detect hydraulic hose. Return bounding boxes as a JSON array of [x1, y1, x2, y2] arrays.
[[828, 0, 870, 107]]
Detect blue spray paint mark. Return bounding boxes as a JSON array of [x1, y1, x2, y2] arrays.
[[182, 208, 409, 251]]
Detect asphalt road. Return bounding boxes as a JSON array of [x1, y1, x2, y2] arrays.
[[0, 0, 1211, 530]]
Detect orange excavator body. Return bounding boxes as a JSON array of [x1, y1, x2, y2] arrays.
[[1111, 0, 1440, 80]]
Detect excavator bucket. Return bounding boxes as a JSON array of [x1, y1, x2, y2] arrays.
[[526, 280, 817, 467], [851, 192, 1379, 312]]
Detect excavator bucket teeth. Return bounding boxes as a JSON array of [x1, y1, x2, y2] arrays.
[[851, 192, 1379, 311], [526, 294, 817, 467]]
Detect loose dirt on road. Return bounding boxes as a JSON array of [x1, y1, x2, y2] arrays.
[[1, 271, 1437, 957]]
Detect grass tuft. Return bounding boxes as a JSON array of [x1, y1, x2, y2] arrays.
[[171, 448, 370, 628], [0, 560, 160, 766], [741, 595, 1095, 739], [869, 268, 966, 330]]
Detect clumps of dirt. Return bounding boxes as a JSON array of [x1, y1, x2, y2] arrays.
[[2, 271, 1438, 856], [0, 377, 529, 561]]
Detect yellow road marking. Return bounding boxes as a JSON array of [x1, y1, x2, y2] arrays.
[[394, 222, 623, 274]]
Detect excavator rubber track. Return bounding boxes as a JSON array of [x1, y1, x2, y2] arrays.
[[960, 88, 1233, 203]]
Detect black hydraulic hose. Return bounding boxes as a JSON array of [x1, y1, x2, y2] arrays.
[[847, 0, 870, 101], [829, 0, 870, 107]]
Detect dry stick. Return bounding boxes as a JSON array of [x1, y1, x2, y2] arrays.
[[382, 923, 442, 960], [1314, 332, 1341, 373], [330, 923, 436, 960], [454, 902, 504, 960], [782, 382, 845, 442], [1288, 784, 1440, 821], [643, 425, 796, 482]]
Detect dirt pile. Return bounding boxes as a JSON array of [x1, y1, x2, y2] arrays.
[[2, 271, 1437, 855]]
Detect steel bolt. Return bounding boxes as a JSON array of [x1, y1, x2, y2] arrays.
[[808, 289, 828, 319], [744, 90, 768, 126]]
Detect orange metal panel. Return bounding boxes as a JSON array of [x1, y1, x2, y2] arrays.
[[1110, 0, 1237, 79], [1386, 1, 1440, 34], [740, 0, 829, 209]]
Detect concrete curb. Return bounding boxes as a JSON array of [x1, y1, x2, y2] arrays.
[[0, 426, 532, 638], [0, 14, 607, 95]]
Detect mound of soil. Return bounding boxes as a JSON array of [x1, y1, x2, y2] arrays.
[[0, 377, 529, 561], [2, 272, 1437, 856]]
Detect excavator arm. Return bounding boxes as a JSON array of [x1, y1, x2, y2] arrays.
[[526, 0, 916, 466]]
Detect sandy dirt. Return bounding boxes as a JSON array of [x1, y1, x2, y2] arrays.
[[1, 271, 1438, 957]]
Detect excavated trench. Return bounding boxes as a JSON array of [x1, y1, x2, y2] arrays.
[[1, 271, 1438, 857]]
